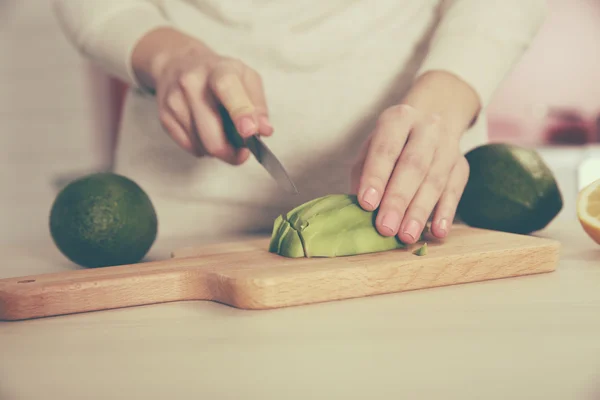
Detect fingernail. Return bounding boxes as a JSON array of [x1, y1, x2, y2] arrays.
[[403, 219, 420, 241], [238, 116, 257, 136], [438, 218, 448, 236], [381, 212, 400, 234], [362, 187, 379, 208], [259, 115, 273, 130]]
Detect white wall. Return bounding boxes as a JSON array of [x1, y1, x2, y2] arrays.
[[0, 0, 103, 243]]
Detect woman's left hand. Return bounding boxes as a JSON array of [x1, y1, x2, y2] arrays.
[[350, 103, 470, 244]]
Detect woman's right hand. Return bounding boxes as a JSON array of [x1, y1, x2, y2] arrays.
[[132, 27, 273, 165]]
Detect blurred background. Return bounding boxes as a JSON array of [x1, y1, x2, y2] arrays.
[[1, 0, 599, 244]]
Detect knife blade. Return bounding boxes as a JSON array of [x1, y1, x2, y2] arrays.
[[221, 107, 298, 194], [246, 135, 299, 194]]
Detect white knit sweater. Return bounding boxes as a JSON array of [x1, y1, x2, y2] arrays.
[[53, 0, 547, 239]]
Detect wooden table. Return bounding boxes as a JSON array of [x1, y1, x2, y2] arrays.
[[1, 220, 599, 400]]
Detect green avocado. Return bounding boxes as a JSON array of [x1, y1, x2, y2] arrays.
[[269, 194, 412, 258], [457, 143, 563, 234], [49, 172, 158, 268]]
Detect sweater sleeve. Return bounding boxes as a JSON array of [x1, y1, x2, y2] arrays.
[[52, 0, 173, 88], [416, 0, 547, 109]]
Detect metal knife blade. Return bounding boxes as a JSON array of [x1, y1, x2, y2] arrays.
[[220, 106, 298, 194], [246, 135, 299, 194]]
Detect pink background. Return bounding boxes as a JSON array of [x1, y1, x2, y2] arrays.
[[487, 0, 600, 145]]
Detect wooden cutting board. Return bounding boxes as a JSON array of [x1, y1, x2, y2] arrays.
[[0, 225, 560, 321]]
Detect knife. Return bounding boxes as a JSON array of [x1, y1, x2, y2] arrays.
[[221, 107, 299, 194]]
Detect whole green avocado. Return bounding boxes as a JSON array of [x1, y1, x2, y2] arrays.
[[49, 172, 158, 268]]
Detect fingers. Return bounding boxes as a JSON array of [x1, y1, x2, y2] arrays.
[[164, 89, 192, 134], [158, 109, 195, 153], [353, 105, 467, 242], [209, 60, 260, 139], [156, 57, 270, 165], [157, 86, 197, 154], [397, 144, 458, 244], [243, 69, 273, 136], [374, 112, 439, 238], [356, 104, 415, 211], [430, 156, 469, 239], [179, 73, 249, 165]]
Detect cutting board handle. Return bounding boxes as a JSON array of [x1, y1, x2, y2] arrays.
[[0, 257, 213, 321]]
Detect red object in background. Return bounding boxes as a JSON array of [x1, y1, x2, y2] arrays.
[[107, 78, 128, 152], [544, 108, 597, 145], [484, 0, 600, 146]]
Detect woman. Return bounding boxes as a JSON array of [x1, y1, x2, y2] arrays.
[[52, 0, 546, 244]]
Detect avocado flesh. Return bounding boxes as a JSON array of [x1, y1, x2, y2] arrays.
[[269, 194, 410, 258]]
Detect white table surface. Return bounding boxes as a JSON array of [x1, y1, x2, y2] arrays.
[[1, 220, 599, 400]]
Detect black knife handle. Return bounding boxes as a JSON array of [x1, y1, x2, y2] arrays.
[[219, 105, 247, 149]]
